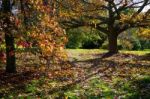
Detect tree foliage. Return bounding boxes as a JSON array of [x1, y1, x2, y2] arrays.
[[57, 0, 150, 53], [138, 28, 150, 39], [0, 0, 67, 72], [66, 27, 106, 49]]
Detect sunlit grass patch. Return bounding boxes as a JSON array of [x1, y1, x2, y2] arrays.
[[67, 49, 149, 56], [121, 50, 150, 55], [66, 49, 101, 54]]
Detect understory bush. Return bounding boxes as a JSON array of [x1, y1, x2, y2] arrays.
[[101, 38, 150, 50], [66, 27, 106, 49], [120, 37, 141, 50], [139, 39, 150, 50], [101, 40, 123, 50], [66, 27, 149, 50]]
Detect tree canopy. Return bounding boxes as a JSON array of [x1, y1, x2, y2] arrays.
[[57, 0, 150, 53]]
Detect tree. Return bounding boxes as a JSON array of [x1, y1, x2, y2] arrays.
[[138, 27, 150, 39], [58, 0, 150, 54], [0, 0, 67, 73], [2, 0, 16, 73]]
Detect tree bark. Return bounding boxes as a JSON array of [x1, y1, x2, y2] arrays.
[[5, 29, 16, 73], [2, 0, 16, 73], [108, 33, 118, 54]]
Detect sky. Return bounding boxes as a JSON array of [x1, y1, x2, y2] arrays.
[[0, 0, 149, 12], [0, 0, 2, 9], [143, 5, 150, 12]]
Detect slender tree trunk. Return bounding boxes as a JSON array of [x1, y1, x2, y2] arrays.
[[20, 0, 28, 27], [108, 33, 118, 54], [5, 29, 16, 73], [2, 0, 16, 73]]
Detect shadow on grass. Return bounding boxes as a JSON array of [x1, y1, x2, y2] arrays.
[[127, 76, 150, 99], [74, 53, 150, 68], [47, 66, 110, 96], [43, 52, 149, 98], [139, 53, 150, 61], [0, 53, 149, 98], [0, 69, 42, 97], [60, 53, 149, 98]]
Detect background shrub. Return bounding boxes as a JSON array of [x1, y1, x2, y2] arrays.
[[66, 27, 106, 49], [101, 40, 123, 50]]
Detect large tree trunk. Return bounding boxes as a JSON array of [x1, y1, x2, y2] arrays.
[[2, 0, 16, 73], [108, 33, 118, 54]]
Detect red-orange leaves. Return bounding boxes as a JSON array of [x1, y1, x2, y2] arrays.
[[26, 1, 68, 65], [0, 51, 6, 63]]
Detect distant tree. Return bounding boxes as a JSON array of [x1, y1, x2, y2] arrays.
[[58, 0, 150, 54]]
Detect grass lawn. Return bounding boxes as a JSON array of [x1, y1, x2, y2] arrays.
[[67, 49, 150, 55], [0, 49, 150, 99]]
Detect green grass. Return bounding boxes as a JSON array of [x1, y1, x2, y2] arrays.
[[65, 49, 150, 99], [64, 76, 115, 99], [66, 49, 107, 54], [121, 50, 150, 55], [0, 49, 150, 98], [66, 49, 150, 55], [63, 75, 150, 99]]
